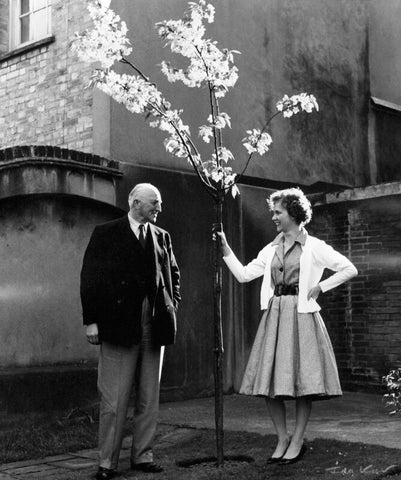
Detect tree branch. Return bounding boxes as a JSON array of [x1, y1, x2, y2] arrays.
[[120, 57, 150, 82], [229, 110, 281, 189]]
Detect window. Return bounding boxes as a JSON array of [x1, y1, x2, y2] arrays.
[[9, 0, 52, 50]]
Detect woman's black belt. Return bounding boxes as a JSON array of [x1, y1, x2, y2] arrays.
[[274, 284, 299, 296]]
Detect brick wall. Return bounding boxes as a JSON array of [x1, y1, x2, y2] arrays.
[[0, 0, 94, 151], [311, 187, 401, 392]]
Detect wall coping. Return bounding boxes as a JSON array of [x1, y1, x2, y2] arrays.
[[314, 180, 401, 205], [371, 96, 401, 117], [0, 145, 122, 177], [0, 145, 124, 208]]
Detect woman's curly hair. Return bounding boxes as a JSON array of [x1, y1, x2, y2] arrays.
[[267, 187, 312, 226]]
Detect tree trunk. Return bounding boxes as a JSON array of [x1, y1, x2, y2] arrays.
[[213, 197, 224, 466]]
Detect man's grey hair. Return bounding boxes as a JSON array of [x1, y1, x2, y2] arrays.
[[128, 183, 161, 208]]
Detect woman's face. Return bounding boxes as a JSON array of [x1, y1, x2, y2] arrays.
[[271, 200, 298, 233]]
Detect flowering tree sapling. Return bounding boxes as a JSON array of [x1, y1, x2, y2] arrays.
[[71, 0, 318, 200], [72, 0, 318, 465], [383, 368, 401, 416]]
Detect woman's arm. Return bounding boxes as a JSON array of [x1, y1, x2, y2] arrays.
[[314, 240, 358, 293], [214, 229, 268, 283], [215, 230, 232, 257]]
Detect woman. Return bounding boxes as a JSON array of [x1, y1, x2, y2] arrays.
[[215, 188, 357, 465]]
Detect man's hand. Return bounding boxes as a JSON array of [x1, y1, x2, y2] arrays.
[[307, 285, 322, 300], [86, 323, 100, 345]]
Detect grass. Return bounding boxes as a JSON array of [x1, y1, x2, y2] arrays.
[[0, 407, 99, 463], [156, 430, 401, 480], [1, 408, 401, 479]]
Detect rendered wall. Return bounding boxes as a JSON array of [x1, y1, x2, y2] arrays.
[[0, 195, 121, 367], [369, 0, 401, 106], [368, 1, 401, 183], [108, 0, 369, 187]]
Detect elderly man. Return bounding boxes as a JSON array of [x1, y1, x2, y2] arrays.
[[80, 183, 181, 480]]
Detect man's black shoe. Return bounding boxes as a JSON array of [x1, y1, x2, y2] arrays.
[[94, 467, 116, 480], [131, 462, 164, 473]]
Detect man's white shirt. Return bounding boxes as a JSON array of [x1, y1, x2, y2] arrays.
[[128, 213, 148, 241]]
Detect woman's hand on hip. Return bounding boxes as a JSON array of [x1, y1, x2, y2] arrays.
[[307, 285, 322, 300]]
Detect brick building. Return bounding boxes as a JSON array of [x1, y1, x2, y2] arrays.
[[0, 0, 401, 411], [0, 1, 94, 150]]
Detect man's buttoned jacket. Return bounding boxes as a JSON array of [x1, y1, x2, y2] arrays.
[[80, 216, 180, 346]]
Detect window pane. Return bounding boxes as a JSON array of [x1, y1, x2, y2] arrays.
[[20, 16, 30, 43], [31, 9, 48, 39], [21, 0, 30, 14], [33, 0, 47, 10]]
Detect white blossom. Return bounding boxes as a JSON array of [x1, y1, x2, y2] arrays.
[[156, 1, 239, 98], [93, 70, 162, 114], [160, 61, 185, 83], [209, 112, 231, 129], [71, 1, 132, 69], [199, 125, 213, 143], [212, 146, 234, 164], [276, 93, 319, 118], [230, 184, 240, 198], [164, 134, 188, 158], [201, 160, 236, 190], [242, 129, 273, 156]]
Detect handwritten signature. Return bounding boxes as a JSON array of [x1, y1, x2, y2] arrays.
[[326, 465, 398, 475]]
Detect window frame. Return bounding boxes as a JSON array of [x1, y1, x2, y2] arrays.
[[9, 0, 52, 51]]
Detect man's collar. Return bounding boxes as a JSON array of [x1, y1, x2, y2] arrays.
[[271, 228, 307, 246], [128, 213, 148, 230]]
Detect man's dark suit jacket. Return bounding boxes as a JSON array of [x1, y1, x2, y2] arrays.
[[80, 216, 180, 346]]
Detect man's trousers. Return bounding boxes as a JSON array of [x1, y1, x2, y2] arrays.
[[97, 298, 164, 470]]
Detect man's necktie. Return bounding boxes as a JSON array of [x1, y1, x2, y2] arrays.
[[138, 224, 146, 248]]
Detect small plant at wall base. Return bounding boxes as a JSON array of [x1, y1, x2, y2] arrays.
[[71, 0, 318, 466], [383, 368, 401, 416]]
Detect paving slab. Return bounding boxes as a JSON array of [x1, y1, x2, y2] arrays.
[[0, 459, 46, 471], [2, 464, 58, 475], [50, 457, 97, 470], [42, 454, 76, 463], [68, 449, 98, 460]]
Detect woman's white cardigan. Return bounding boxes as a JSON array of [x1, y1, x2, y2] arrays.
[[223, 233, 358, 313]]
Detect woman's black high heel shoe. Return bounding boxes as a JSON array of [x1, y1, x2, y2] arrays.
[[266, 438, 290, 464], [278, 444, 307, 465]]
